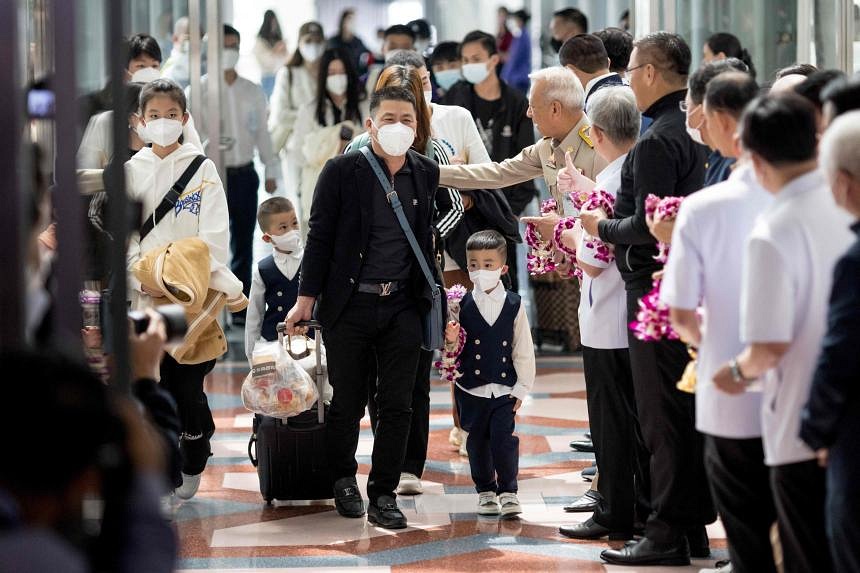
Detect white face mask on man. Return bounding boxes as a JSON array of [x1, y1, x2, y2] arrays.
[[371, 121, 415, 156], [139, 117, 184, 147], [221, 48, 240, 71], [130, 67, 162, 84], [462, 62, 490, 84], [469, 268, 502, 292]]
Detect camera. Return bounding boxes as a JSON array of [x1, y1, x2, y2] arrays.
[[128, 304, 188, 344]]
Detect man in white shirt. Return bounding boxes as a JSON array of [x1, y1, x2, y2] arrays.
[[661, 72, 777, 573], [712, 93, 853, 573], [191, 25, 281, 323], [526, 86, 646, 541]]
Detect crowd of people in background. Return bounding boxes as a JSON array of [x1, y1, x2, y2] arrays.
[[6, 4, 860, 573]]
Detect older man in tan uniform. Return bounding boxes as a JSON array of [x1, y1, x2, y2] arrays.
[[439, 66, 606, 214]]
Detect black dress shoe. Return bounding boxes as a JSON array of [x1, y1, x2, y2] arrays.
[[333, 477, 365, 518], [581, 464, 597, 481], [686, 525, 710, 558], [563, 489, 603, 512], [559, 518, 633, 540], [600, 537, 691, 566], [367, 495, 407, 529], [569, 440, 595, 453], [584, 431, 591, 441]]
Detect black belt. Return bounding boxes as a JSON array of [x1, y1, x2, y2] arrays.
[[226, 162, 255, 173], [356, 281, 403, 296]]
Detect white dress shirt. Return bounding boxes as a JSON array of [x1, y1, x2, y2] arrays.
[[192, 75, 281, 181], [576, 153, 628, 350], [740, 169, 854, 465], [245, 249, 302, 362], [455, 282, 536, 401], [661, 163, 772, 439]]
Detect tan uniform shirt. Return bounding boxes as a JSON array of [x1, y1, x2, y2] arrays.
[[438, 114, 607, 214]]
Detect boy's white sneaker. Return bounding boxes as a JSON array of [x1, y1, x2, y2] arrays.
[[395, 472, 423, 495], [459, 430, 469, 457], [448, 426, 463, 447], [477, 491, 501, 515], [498, 492, 522, 517], [175, 472, 202, 500]]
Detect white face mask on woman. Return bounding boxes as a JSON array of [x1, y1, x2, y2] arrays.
[[140, 118, 184, 147], [298, 42, 323, 63], [130, 67, 162, 84], [326, 74, 348, 96], [372, 121, 415, 156]]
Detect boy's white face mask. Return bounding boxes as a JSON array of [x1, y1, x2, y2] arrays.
[[469, 268, 502, 291], [140, 117, 184, 147], [269, 229, 302, 256]]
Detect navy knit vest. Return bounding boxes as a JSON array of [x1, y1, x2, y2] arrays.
[[259, 255, 300, 341], [458, 290, 520, 390]]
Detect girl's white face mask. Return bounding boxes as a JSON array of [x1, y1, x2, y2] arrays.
[[140, 118, 184, 147]]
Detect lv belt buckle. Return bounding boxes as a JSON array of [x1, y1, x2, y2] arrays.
[[379, 282, 393, 296]]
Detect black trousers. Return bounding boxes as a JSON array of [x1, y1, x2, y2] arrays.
[[159, 353, 216, 475], [455, 386, 519, 494], [226, 163, 260, 299], [367, 348, 432, 478], [323, 291, 422, 502], [625, 286, 715, 543], [704, 435, 777, 573], [771, 460, 833, 573], [827, 414, 860, 573], [582, 346, 649, 531]]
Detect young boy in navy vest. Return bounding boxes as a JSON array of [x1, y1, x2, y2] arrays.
[[445, 230, 536, 516], [245, 197, 305, 362]]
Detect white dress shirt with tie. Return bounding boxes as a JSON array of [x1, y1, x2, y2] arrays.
[[455, 282, 536, 401]]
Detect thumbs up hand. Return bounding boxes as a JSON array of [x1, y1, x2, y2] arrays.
[[557, 151, 596, 197]]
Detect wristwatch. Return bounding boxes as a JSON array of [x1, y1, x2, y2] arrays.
[[729, 358, 752, 385]]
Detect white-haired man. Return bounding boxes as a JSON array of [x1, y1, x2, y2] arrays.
[[800, 111, 860, 573], [438, 66, 606, 212]]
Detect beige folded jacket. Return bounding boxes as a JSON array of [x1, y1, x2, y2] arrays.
[[133, 237, 248, 364]]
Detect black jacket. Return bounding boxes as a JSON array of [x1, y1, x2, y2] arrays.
[[597, 89, 706, 290], [584, 73, 624, 111], [445, 189, 520, 272], [800, 224, 860, 450], [441, 80, 536, 213], [300, 149, 441, 328]]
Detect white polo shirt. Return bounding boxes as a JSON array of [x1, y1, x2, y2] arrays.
[[740, 169, 854, 466], [577, 154, 628, 350], [661, 164, 772, 438]]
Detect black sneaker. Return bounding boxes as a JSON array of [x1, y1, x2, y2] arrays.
[[367, 495, 407, 529], [332, 477, 365, 518]]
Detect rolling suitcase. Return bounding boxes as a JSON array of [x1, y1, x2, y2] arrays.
[[247, 320, 334, 503]]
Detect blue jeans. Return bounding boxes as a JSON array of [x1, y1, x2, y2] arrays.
[[455, 386, 519, 494]]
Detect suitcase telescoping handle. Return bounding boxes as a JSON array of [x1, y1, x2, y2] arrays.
[[277, 320, 325, 424]]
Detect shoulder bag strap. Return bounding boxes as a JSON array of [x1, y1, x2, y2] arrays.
[[359, 147, 439, 296], [139, 155, 207, 242]]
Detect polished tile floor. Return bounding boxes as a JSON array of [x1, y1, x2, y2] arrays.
[[175, 350, 728, 572]]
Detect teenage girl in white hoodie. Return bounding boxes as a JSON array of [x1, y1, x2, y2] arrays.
[[126, 78, 235, 501]]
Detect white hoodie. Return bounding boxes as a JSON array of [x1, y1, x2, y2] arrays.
[[126, 142, 239, 309]]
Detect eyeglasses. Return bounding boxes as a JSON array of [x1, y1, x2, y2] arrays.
[[624, 62, 649, 74], [679, 101, 700, 113]]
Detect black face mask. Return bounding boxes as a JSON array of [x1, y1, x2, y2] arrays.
[[550, 38, 563, 53]]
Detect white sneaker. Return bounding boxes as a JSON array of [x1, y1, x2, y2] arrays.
[[477, 491, 500, 515], [395, 472, 423, 495], [459, 431, 469, 457], [448, 426, 463, 447], [175, 472, 202, 500], [699, 564, 732, 573], [498, 492, 522, 517]]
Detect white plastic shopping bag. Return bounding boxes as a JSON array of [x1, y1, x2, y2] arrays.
[[241, 339, 319, 419]]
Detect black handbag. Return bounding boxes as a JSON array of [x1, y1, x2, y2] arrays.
[[359, 147, 444, 350]]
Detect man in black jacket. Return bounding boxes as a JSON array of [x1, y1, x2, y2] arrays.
[[286, 86, 440, 530], [580, 32, 715, 566]]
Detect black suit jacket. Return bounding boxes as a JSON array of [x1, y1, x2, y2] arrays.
[[299, 148, 441, 329], [584, 73, 625, 111]]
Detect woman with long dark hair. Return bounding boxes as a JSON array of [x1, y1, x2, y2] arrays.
[[289, 47, 368, 234], [269, 21, 325, 202], [254, 10, 287, 98], [702, 32, 756, 79]]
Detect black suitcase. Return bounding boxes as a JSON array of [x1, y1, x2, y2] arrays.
[[247, 320, 334, 503]]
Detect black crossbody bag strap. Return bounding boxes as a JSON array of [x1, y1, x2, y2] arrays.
[[359, 147, 439, 298], [139, 154, 207, 241]]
